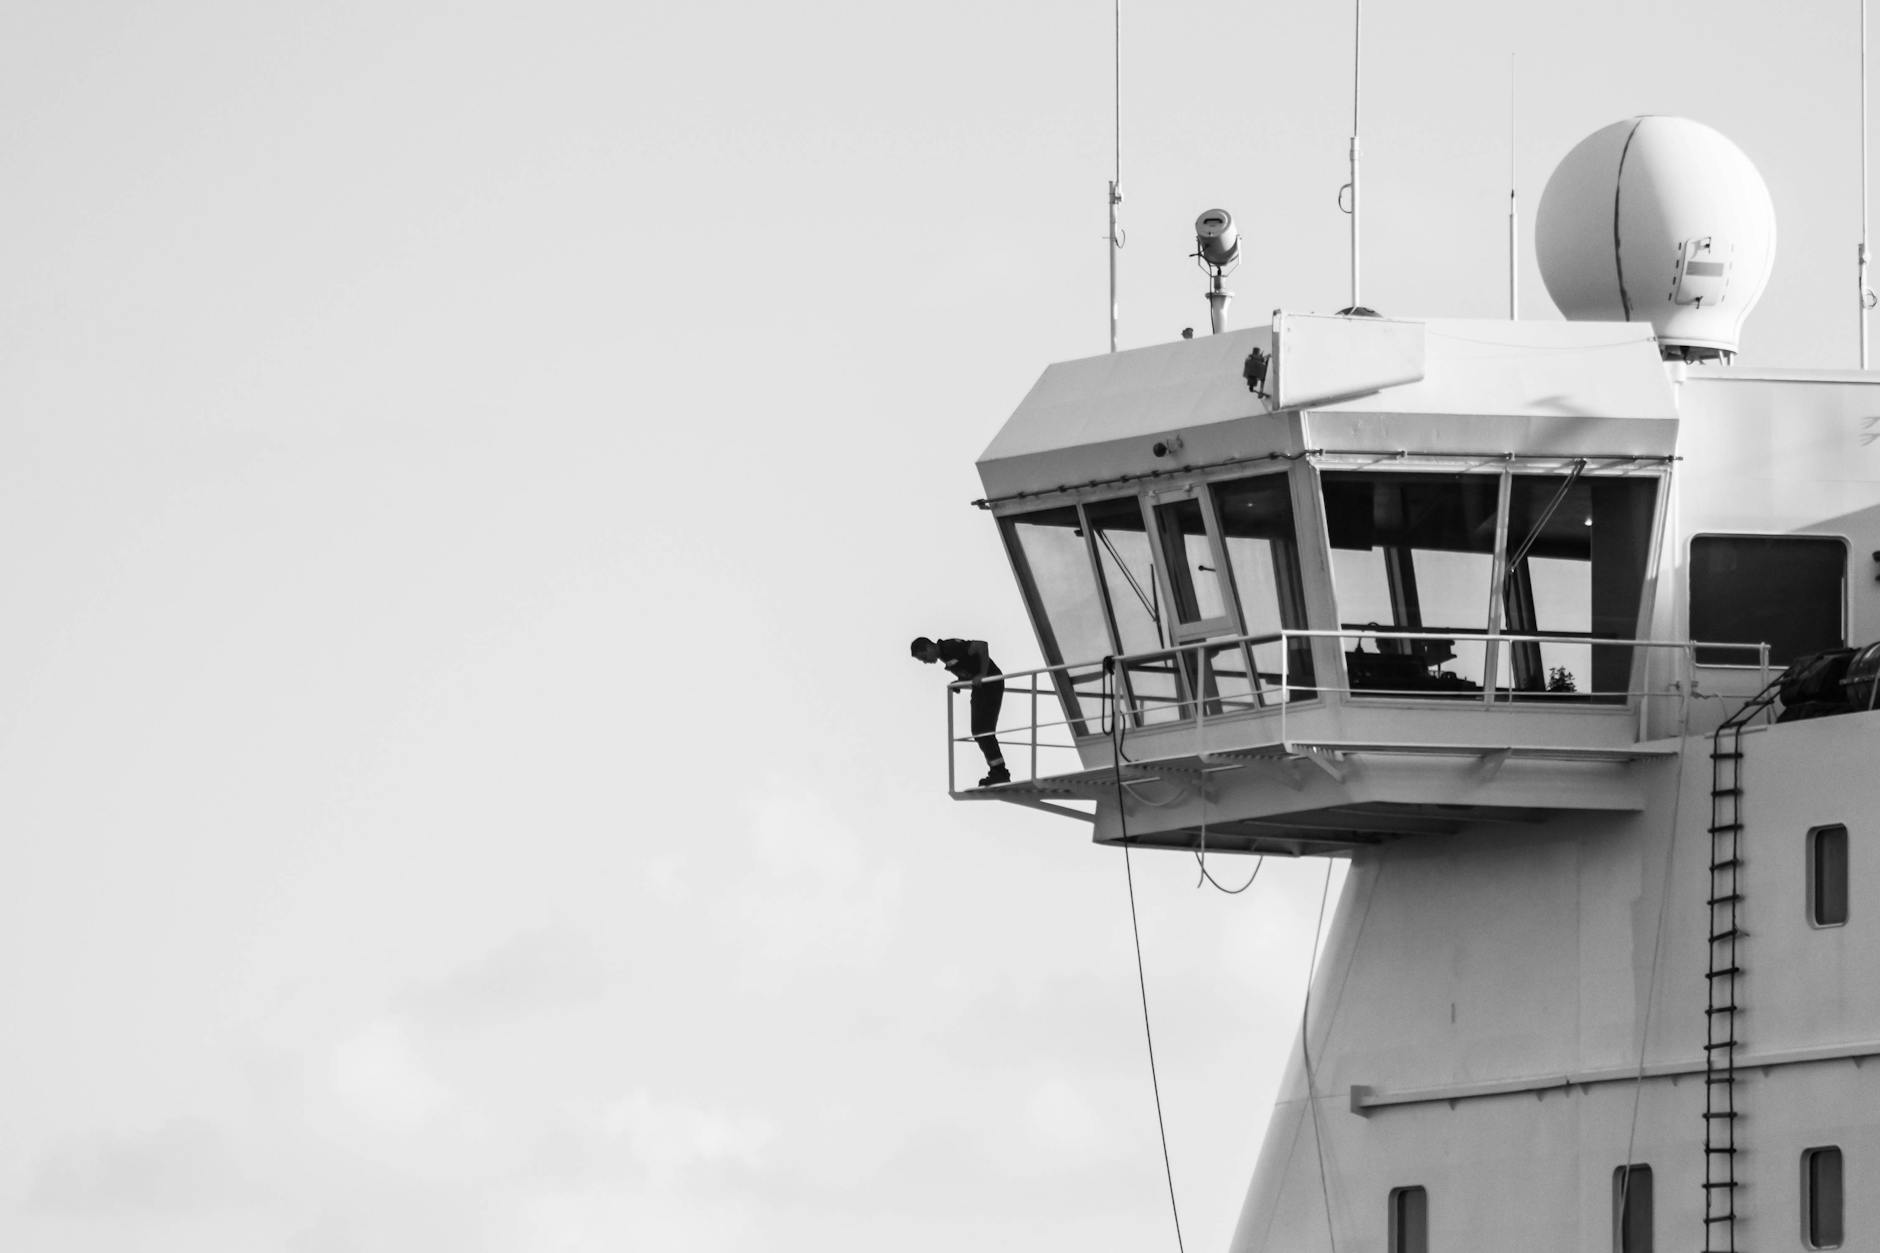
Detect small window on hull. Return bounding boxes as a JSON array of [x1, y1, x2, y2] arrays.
[[1614, 1164, 1652, 1253], [1804, 1146, 1844, 1248], [1388, 1185, 1427, 1253], [1691, 535, 1846, 666], [1810, 825, 1849, 928]]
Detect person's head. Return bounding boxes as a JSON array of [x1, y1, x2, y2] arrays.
[[910, 636, 939, 664]]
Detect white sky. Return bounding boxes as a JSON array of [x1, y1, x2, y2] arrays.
[[0, 2, 1864, 1250]]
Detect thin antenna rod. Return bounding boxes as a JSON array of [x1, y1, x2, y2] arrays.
[[1108, 0, 1122, 353], [1509, 54, 1519, 320], [1864, 0, 1873, 367], [1349, 0, 1362, 308]]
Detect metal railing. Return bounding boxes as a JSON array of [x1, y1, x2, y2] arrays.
[[946, 630, 1775, 793]]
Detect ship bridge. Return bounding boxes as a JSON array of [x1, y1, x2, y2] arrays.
[[952, 313, 1770, 854]]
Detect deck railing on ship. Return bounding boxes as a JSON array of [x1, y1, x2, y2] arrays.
[[944, 629, 1772, 795]]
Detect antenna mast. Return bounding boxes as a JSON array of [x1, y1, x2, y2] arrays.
[[1864, 0, 1874, 367], [1346, 0, 1363, 308], [1509, 55, 1519, 320], [1108, 0, 1123, 353]]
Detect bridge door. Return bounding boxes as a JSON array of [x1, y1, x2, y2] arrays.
[[1149, 491, 1261, 716]]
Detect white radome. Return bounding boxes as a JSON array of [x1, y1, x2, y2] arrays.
[[1537, 115, 1776, 356]]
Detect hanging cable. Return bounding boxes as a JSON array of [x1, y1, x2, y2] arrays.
[[1617, 683, 1692, 1221], [1300, 859, 1339, 1253], [1108, 665, 1185, 1253]]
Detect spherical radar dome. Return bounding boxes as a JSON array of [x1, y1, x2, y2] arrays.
[[1536, 116, 1776, 357]]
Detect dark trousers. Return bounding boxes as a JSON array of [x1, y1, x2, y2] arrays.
[[970, 679, 1005, 767]]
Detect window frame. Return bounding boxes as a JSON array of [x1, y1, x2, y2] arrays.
[[1144, 485, 1240, 644], [1809, 824, 1850, 929]]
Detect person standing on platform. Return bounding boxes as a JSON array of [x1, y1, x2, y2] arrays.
[[911, 636, 1008, 786]]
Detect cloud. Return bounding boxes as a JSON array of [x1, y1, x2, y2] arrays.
[[325, 1019, 452, 1135], [395, 926, 609, 1032], [601, 1090, 777, 1185], [708, 781, 905, 972], [26, 1118, 251, 1216]]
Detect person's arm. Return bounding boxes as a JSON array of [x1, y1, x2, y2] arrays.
[[968, 640, 993, 680]]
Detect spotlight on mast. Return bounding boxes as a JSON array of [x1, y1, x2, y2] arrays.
[[1194, 208, 1240, 334]]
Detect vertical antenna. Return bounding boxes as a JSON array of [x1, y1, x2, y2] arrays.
[[1508, 54, 1519, 320], [1864, 0, 1873, 367], [1348, 0, 1363, 308], [1108, 0, 1123, 353]]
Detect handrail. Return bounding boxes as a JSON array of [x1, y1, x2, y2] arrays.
[[946, 629, 1778, 791]]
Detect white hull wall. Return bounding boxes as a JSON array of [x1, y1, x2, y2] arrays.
[[1231, 710, 1880, 1252]]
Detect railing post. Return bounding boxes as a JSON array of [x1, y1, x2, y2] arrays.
[[1280, 630, 1290, 745], [1030, 682, 1038, 781], [946, 684, 956, 795]]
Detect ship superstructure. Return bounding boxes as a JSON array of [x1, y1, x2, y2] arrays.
[[947, 117, 1880, 1251]]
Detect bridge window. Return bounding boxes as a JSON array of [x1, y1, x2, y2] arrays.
[[1087, 496, 1185, 725], [1002, 504, 1112, 732], [1212, 472, 1315, 697], [1803, 1146, 1844, 1248], [1502, 474, 1656, 699], [1810, 824, 1849, 928], [1691, 535, 1845, 666], [1323, 471, 1500, 694], [1613, 1164, 1652, 1253], [1388, 1185, 1428, 1253]]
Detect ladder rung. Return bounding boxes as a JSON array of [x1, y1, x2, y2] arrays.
[[1704, 1005, 1739, 1016], [1709, 823, 1743, 834], [1711, 857, 1743, 870], [1708, 893, 1743, 906], [1710, 929, 1744, 942], [1706, 967, 1744, 979], [1711, 750, 1743, 760], [1702, 1179, 1739, 1189], [1705, 1039, 1738, 1050], [1713, 787, 1743, 797], [1702, 1110, 1739, 1119], [1705, 1073, 1735, 1084]]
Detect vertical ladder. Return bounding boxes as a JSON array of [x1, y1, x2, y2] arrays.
[[1702, 678, 1783, 1253]]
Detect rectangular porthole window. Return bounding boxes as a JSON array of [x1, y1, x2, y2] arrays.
[[1388, 1185, 1427, 1253], [1613, 1164, 1652, 1253], [1690, 535, 1846, 666], [1810, 824, 1850, 928], [1804, 1146, 1844, 1248]]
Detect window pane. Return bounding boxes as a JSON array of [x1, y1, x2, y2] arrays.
[[1811, 825, 1849, 927], [1212, 473, 1315, 697], [1503, 475, 1656, 702], [1613, 1165, 1652, 1253], [1323, 472, 1498, 695], [1389, 1186, 1428, 1253], [1003, 506, 1111, 731], [1086, 496, 1186, 725], [1691, 535, 1845, 666], [1806, 1146, 1844, 1248], [1154, 497, 1228, 625]]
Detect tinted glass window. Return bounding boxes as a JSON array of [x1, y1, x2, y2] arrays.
[[1323, 472, 1499, 694], [1388, 1186, 1428, 1253], [1212, 473, 1315, 697], [1805, 1146, 1844, 1248], [1086, 496, 1185, 725], [1003, 506, 1110, 731], [1503, 475, 1656, 701], [1691, 536, 1845, 666], [1811, 825, 1849, 928], [1614, 1164, 1652, 1253]]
